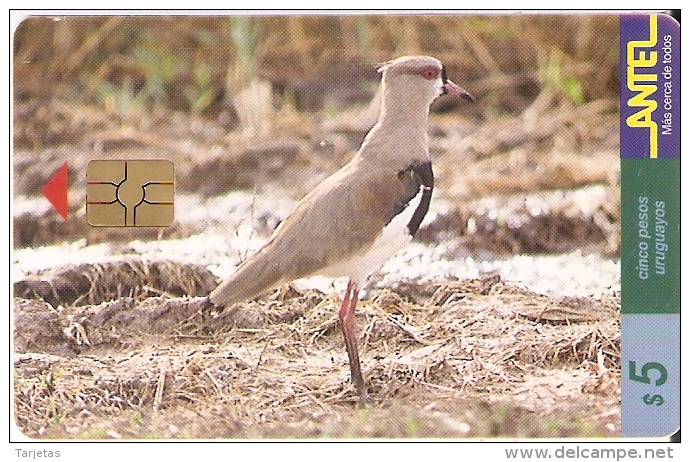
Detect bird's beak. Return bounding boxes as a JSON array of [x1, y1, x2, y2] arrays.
[[443, 79, 474, 102]]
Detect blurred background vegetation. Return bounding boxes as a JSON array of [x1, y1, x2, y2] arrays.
[[13, 14, 619, 130], [13, 14, 622, 248]]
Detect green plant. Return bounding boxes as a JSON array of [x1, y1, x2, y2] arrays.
[[78, 428, 109, 439], [342, 407, 372, 438], [540, 47, 585, 104], [96, 36, 187, 112], [185, 62, 216, 114], [229, 17, 263, 87], [132, 40, 185, 103], [129, 411, 143, 427], [404, 413, 421, 437]]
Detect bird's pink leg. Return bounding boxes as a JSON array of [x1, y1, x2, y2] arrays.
[[339, 279, 369, 401]]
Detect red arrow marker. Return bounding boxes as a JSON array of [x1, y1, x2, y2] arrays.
[[42, 162, 69, 220]]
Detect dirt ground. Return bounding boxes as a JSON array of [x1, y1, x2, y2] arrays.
[[13, 259, 620, 439]]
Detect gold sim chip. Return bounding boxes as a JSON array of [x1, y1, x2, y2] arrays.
[[86, 160, 174, 227]]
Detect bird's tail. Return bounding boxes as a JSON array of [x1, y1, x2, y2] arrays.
[[209, 253, 283, 307]]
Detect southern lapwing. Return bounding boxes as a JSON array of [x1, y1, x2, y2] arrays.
[[209, 55, 473, 400]]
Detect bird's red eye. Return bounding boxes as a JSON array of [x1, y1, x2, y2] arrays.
[[422, 68, 438, 80]]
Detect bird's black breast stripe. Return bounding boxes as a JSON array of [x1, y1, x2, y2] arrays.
[[391, 160, 434, 236], [441, 66, 448, 94]]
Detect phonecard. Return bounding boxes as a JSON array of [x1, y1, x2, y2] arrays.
[[11, 12, 679, 443]]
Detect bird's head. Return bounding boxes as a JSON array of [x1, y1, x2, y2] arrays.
[[378, 55, 474, 106]]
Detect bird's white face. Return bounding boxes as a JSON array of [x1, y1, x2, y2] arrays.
[[379, 56, 474, 108], [433, 77, 445, 98], [388, 64, 446, 107], [418, 65, 445, 99]]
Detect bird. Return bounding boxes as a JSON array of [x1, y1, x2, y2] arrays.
[[209, 55, 473, 401]]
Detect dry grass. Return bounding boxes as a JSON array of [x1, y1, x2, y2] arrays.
[[14, 268, 620, 439], [13, 15, 619, 119], [13, 259, 218, 308]]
